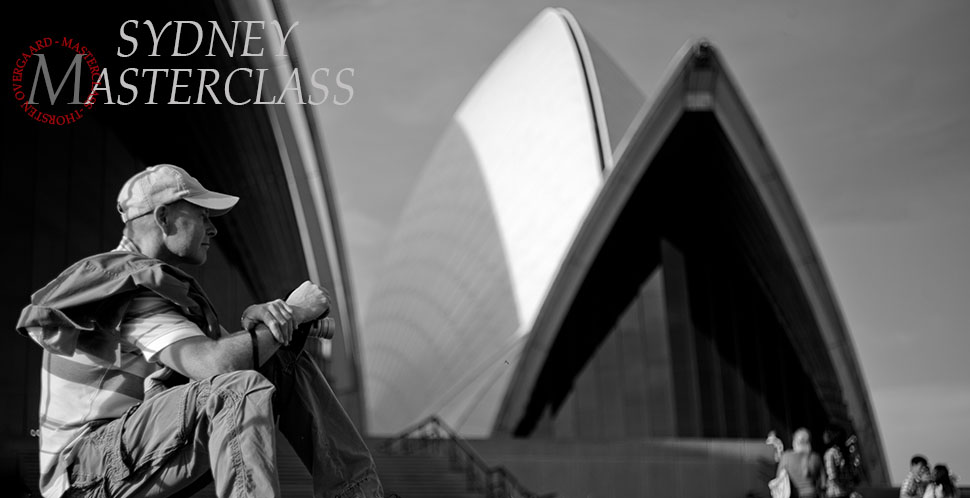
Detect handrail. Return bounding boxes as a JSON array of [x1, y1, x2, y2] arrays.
[[379, 415, 557, 498]]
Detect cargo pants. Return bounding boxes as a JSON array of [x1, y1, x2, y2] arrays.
[[61, 347, 383, 498]]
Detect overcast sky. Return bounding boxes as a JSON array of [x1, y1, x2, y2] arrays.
[[285, 0, 970, 484]]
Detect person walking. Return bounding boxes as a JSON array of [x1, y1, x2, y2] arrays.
[[823, 427, 856, 498], [776, 428, 824, 498]]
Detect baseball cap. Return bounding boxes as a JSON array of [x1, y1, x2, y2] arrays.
[[117, 164, 239, 223]]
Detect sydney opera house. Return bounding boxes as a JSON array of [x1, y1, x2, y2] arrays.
[[362, 7, 889, 496], [2, 2, 889, 497]]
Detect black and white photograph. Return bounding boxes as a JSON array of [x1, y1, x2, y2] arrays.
[[2, 1, 968, 497]]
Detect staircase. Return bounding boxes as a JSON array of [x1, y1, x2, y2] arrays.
[[372, 449, 486, 498], [373, 416, 556, 498]]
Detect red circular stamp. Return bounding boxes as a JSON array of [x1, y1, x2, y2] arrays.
[[11, 36, 100, 125]]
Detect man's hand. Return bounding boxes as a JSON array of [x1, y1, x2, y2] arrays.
[[241, 299, 296, 346], [286, 280, 331, 324]]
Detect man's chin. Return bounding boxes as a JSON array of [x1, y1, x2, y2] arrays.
[[193, 245, 211, 265], [180, 253, 207, 266]]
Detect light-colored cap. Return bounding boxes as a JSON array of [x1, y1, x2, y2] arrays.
[[117, 164, 239, 223]]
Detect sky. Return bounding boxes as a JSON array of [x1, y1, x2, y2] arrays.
[[284, 0, 970, 484]]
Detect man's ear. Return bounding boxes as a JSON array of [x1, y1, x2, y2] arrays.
[[153, 205, 171, 234]]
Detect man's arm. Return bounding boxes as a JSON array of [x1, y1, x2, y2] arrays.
[[156, 325, 278, 379], [157, 281, 331, 381]]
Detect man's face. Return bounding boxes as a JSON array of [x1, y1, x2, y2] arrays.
[[163, 201, 216, 265]]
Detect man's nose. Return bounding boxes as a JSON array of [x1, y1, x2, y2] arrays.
[[206, 220, 217, 237]]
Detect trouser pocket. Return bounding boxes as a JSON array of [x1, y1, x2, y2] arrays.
[[67, 412, 131, 494], [66, 385, 197, 496]]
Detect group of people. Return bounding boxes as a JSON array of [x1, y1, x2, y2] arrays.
[[769, 428, 960, 498], [901, 455, 960, 498], [769, 427, 862, 498]]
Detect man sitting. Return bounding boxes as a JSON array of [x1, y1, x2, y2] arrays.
[[18, 164, 383, 498]]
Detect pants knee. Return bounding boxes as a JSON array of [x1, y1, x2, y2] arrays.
[[204, 370, 276, 416]]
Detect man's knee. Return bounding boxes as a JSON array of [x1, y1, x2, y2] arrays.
[[203, 370, 276, 415]]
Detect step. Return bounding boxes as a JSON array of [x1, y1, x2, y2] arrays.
[[374, 448, 488, 498]]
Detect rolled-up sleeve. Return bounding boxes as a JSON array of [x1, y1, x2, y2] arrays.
[[120, 294, 207, 362]]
